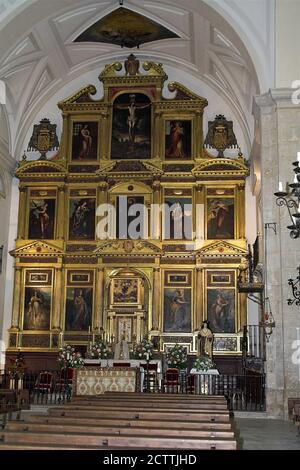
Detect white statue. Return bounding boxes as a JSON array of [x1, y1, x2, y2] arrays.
[[114, 334, 130, 360]]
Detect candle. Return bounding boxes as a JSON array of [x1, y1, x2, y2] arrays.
[[294, 174, 298, 184], [145, 352, 150, 361], [278, 181, 283, 192], [297, 152, 300, 163]]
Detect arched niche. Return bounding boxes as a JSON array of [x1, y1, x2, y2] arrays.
[[104, 267, 152, 345]]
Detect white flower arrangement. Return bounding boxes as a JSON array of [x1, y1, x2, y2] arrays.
[[194, 355, 215, 372], [58, 345, 85, 369], [87, 339, 109, 359], [133, 338, 154, 360], [166, 344, 187, 369]]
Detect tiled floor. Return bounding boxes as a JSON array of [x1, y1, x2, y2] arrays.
[[235, 418, 300, 450]]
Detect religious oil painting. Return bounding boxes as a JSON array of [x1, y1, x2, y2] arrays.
[[112, 278, 139, 305], [164, 198, 192, 240], [165, 120, 192, 160], [207, 289, 235, 334], [28, 199, 56, 239], [116, 196, 145, 238], [65, 288, 93, 331], [163, 288, 191, 333], [69, 198, 96, 240], [71, 121, 98, 160], [207, 198, 234, 239], [111, 92, 151, 159], [23, 287, 51, 330]]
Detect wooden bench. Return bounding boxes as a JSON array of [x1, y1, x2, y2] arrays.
[[0, 393, 238, 450]]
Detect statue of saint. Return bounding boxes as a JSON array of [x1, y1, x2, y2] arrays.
[[114, 334, 130, 360], [197, 321, 214, 358]]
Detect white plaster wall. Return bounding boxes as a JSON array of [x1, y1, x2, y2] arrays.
[[276, 0, 300, 88]]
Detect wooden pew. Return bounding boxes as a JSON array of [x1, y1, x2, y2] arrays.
[[0, 393, 238, 450], [26, 414, 233, 430]]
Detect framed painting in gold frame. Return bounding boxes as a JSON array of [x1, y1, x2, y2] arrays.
[[111, 278, 140, 306], [71, 121, 99, 161]]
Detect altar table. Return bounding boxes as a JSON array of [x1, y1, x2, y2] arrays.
[[190, 369, 220, 394], [74, 367, 138, 396]]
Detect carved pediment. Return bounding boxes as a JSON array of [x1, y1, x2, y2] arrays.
[[192, 157, 249, 178], [10, 241, 64, 258], [58, 85, 99, 108], [16, 160, 66, 177], [197, 241, 248, 259], [98, 160, 163, 178], [167, 82, 208, 104], [95, 240, 162, 255]]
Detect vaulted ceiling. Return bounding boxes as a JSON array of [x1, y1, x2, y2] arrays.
[[0, 0, 275, 165]]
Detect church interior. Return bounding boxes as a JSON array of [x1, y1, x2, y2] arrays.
[[0, 0, 300, 452]]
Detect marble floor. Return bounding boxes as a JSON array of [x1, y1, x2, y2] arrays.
[[235, 417, 300, 450]]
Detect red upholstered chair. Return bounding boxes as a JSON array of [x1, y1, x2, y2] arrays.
[[164, 368, 180, 394], [55, 368, 74, 392], [34, 371, 54, 394]]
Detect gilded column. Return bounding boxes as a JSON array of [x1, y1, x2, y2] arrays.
[[194, 184, 204, 241], [152, 266, 161, 331], [11, 266, 22, 328], [94, 266, 105, 330], [52, 266, 63, 329], [237, 183, 246, 239], [152, 180, 161, 240], [195, 266, 203, 330], [59, 113, 68, 160], [57, 186, 65, 240], [18, 186, 27, 239]]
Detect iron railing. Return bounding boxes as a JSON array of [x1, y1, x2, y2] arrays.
[[0, 369, 266, 412]]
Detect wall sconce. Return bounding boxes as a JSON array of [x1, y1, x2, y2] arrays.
[[274, 152, 300, 238], [0, 245, 3, 273], [287, 266, 300, 307]]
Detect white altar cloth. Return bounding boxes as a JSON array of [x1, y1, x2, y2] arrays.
[[190, 369, 219, 394]]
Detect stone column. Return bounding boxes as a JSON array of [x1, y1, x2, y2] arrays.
[[194, 184, 204, 241], [152, 267, 161, 331], [56, 186, 65, 240], [17, 187, 27, 239], [253, 90, 300, 419], [11, 266, 22, 328]]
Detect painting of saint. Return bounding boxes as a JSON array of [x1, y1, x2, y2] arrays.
[[28, 199, 56, 239], [113, 278, 139, 304], [72, 122, 98, 160], [116, 196, 145, 238], [65, 288, 93, 331], [164, 198, 192, 240], [69, 198, 95, 240], [163, 288, 191, 333], [207, 198, 234, 239], [207, 289, 235, 333], [111, 93, 151, 159], [23, 288, 51, 330], [165, 120, 191, 159]]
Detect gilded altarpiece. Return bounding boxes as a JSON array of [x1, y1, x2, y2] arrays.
[[7, 57, 249, 364]]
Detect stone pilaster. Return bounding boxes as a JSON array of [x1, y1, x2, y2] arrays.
[[254, 89, 300, 418]]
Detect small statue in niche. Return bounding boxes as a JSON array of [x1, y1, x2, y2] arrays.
[[197, 321, 214, 358]]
